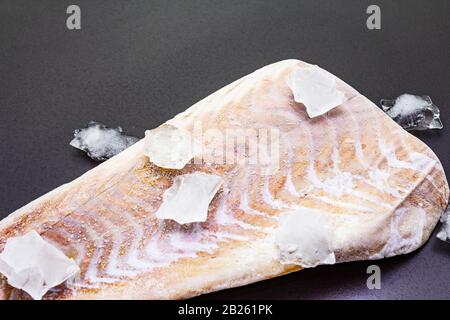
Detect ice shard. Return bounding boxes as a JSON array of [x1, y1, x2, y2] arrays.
[[437, 205, 450, 243], [380, 94, 443, 131], [70, 121, 139, 161]]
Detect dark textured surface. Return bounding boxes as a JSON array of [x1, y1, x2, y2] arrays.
[[0, 0, 449, 299]]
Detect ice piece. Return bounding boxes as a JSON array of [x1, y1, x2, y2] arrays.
[[286, 65, 347, 118], [274, 209, 336, 268], [70, 121, 139, 161], [155, 172, 223, 224], [0, 231, 79, 300], [380, 94, 443, 131], [144, 124, 202, 170], [437, 205, 450, 243]]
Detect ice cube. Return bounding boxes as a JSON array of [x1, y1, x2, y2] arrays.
[[70, 121, 139, 161], [380, 94, 443, 131], [437, 205, 450, 243]]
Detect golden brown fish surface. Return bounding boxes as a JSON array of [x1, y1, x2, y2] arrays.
[[0, 59, 448, 299]]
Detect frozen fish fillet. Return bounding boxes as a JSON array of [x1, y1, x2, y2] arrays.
[[0, 60, 448, 299]]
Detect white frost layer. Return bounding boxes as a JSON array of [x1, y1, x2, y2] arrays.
[[286, 65, 347, 118], [70, 122, 138, 161], [386, 94, 431, 119], [0, 231, 79, 300], [155, 172, 223, 224], [144, 124, 202, 169], [275, 209, 336, 268], [437, 206, 450, 242]]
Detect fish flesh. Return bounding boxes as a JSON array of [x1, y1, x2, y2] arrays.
[[0, 60, 448, 299]]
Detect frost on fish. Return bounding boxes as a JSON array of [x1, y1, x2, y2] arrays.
[[380, 94, 443, 131], [0, 59, 448, 300], [437, 205, 450, 243], [70, 121, 139, 161]]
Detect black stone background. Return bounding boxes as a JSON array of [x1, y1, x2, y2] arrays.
[[0, 0, 449, 299]]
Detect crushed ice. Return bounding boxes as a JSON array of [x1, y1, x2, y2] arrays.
[[70, 121, 139, 161], [437, 205, 449, 243], [380, 94, 443, 131]]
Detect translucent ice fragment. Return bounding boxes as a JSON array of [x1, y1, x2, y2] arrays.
[[287, 65, 347, 118], [144, 124, 202, 170], [70, 121, 139, 161], [0, 231, 79, 300], [437, 205, 449, 243], [275, 209, 336, 268], [380, 94, 443, 131], [155, 172, 222, 224]]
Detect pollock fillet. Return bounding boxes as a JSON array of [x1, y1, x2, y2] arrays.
[[0, 60, 448, 299]]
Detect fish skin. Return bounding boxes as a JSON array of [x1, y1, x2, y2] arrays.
[[0, 59, 448, 300]]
